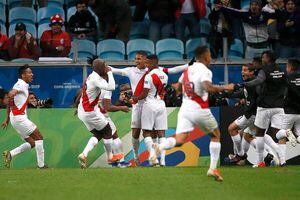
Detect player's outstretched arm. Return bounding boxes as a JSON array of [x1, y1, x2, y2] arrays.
[[95, 70, 116, 91], [110, 66, 129, 77], [202, 81, 234, 94], [103, 98, 130, 113], [164, 64, 188, 74]]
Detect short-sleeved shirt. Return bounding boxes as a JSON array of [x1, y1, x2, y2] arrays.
[[99, 89, 112, 117], [11, 79, 29, 115], [144, 68, 168, 101], [179, 62, 212, 108]]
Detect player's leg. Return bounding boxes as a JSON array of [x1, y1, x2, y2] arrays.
[[29, 127, 47, 168], [228, 116, 245, 157], [276, 114, 297, 146], [131, 104, 142, 165], [157, 131, 166, 166], [293, 118, 300, 143], [111, 131, 131, 168]]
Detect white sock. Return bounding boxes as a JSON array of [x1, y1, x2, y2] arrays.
[[264, 134, 278, 152], [152, 137, 158, 144], [103, 138, 113, 160], [231, 135, 244, 156], [297, 136, 300, 143], [144, 137, 154, 154], [35, 140, 45, 168], [277, 144, 286, 165], [256, 137, 265, 163], [159, 137, 176, 150], [132, 138, 140, 159], [209, 141, 221, 170], [250, 138, 256, 148], [113, 138, 124, 162], [83, 137, 98, 157], [242, 137, 250, 154], [10, 142, 31, 158], [276, 130, 287, 140], [159, 137, 166, 165]]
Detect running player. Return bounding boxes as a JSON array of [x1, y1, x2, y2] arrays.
[[2, 64, 47, 169], [277, 59, 300, 146], [132, 55, 168, 166], [99, 89, 131, 167], [77, 59, 122, 169], [154, 46, 234, 181], [111, 51, 188, 166]]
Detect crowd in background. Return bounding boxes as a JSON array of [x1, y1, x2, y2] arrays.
[[0, 0, 299, 61]]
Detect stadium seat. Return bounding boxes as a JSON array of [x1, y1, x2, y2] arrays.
[[0, 24, 6, 35], [229, 39, 244, 57], [127, 39, 154, 60], [156, 38, 184, 61], [185, 37, 207, 59], [9, 23, 37, 38], [129, 21, 149, 40], [65, 0, 76, 7], [38, 23, 51, 39], [0, 58, 5, 62], [69, 39, 96, 61], [7, 0, 35, 8], [37, 7, 65, 25], [199, 18, 211, 37], [241, 0, 250, 10], [47, 0, 64, 7], [11, 58, 35, 62], [9, 7, 36, 25], [67, 6, 98, 23], [0, 7, 5, 25], [0, 0, 5, 9], [97, 39, 125, 60]]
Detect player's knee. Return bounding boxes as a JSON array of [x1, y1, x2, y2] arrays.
[[228, 123, 237, 135], [102, 124, 112, 139], [255, 127, 265, 137], [112, 132, 118, 140], [244, 133, 253, 142]]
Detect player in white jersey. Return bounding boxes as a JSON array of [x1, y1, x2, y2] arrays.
[[154, 46, 234, 181], [111, 51, 188, 166], [99, 89, 131, 167], [77, 59, 122, 168], [132, 55, 168, 166], [2, 65, 47, 169]]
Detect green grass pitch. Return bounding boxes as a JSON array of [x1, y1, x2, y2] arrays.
[[0, 166, 300, 200]]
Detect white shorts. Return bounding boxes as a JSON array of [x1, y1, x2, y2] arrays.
[[176, 104, 218, 134], [10, 114, 37, 139], [281, 114, 300, 136], [131, 103, 143, 129], [235, 115, 256, 136], [106, 116, 117, 135], [78, 109, 109, 132], [255, 107, 284, 130], [141, 100, 167, 130]]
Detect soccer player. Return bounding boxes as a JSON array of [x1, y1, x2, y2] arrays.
[[132, 55, 168, 166], [154, 46, 234, 181], [2, 64, 47, 169], [99, 89, 131, 167], [111, 51, 188, 166], [277, 59, 300, 145], [244, 51, 295, 167], [77, 59, 122, 169]]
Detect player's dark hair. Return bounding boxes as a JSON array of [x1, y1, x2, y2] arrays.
[[194, 46, 210, 60], [136, 50, 148, 57], [146, 54, 158, 65], [252, 57, 262, 64], [287, 58, 300, 71], [245, 63, 256, 72], [18, 64, 30, 78], [262, 50, 277, 63]]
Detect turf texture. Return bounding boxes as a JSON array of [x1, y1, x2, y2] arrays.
[[0, 166, 299, 200]]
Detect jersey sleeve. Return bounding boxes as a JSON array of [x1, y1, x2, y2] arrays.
[[143, 74, 152, 89], [200, 69, 212, 83], [102, 90, 112, 100], [111, 66, 130, 77], [93, 71, 116, 91], [12, 82, 23, 92], [166, 64, 188, 74]]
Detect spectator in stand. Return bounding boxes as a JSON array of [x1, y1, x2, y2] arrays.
[[147, 0, 181, 42], [174, 0, 203, 41], [262, 0, 284, 56], [0, 88, 8, 109], [0, 26, 8, 60], [216, 0, 276, 59], [90, 0, 132, 42], [276, 0, 300, 58], [208, 0, 234, 58], [6, 23, 40, 60], [68, 0, 97, 41], [40, 14, 71, 57]]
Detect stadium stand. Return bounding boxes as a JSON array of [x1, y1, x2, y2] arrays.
[[97, 39, 125, 60], [37, 6, 65, 25], [11, 58, 35, 62], [156, 38, 184, 60], [185, 37, 207, 59], [0, 6, 5, 25], [228, 39, 244, 58], [9, 7, 36, 25], [126, 39, 154, 60], [8, 23, 37, 38], [69, 39, 96, 61], [47, 0, 64, 7]]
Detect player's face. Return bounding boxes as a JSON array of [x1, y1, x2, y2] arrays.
[[286, 1, 295, 12], [22, 68, 33, 83], [261, 53, 269, 65], [204, 51, 212, 66], [250, 2, 260, 15], [135, 54, 146, 69]]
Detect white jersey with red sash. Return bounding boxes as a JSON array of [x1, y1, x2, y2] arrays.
[[9, 79, 37, 138], [141, 68, 168, 130], [99, 89, 117, 134], [176, 62, 218, 134]]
